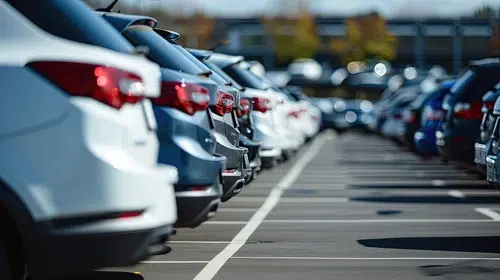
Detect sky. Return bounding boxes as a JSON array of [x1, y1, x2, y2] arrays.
[[117, 0, 500, 18]]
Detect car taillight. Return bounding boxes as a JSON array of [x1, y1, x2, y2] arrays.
[[210, 91, 234, 116], [485, 100, 496, 110], [252, 97, 271, 113], [152, 81, 210, 115], [117, 210, 144, 219], [453, 101, 483, 120], [236, 98, 251, 117], [402, 110, 416, 124], [28, 61, 145, 109], [393, 113, 402, 119]]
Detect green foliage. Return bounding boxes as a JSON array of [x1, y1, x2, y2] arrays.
[[331, 12, 397, 64], [264, 10, 320, 63]]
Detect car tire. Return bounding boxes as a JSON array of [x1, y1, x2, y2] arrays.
[[1, 216, 26, 280]]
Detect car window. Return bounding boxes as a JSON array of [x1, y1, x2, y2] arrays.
[[6, 0, 134, 53], [204, 61, 244, 90], [122, 26, 204, 75], [221, 62, 270, 91]]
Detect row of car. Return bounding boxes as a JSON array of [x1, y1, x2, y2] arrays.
[[0, 1, 322, 279], [367, 57, 500, 190]]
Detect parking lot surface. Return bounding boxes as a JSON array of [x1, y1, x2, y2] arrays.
[[94, 131, 500, 280]]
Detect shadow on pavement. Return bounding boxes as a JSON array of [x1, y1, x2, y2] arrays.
[[358, 236, 500, 253], [419, 260, 500, 277], [350, 195, 500, 204]]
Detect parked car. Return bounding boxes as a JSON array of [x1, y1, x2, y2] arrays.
[[486, 96, 500, 190], [437, 59, 500, 167], [1, 0, 178, 278], [189, 49, 263, 182], [380, 89, 420, 141], [99, 12, 229, 226], [400, 79, 442, 151], [207, 53, 284, 168], [414, 80, 455, 156], [474, 83, 500, 174]]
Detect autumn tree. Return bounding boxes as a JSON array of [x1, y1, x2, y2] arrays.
[[492, 21, 500, 56], [473, 5, 495, 19], [331, 12, 397, 64], [263, 9, 320, 63]]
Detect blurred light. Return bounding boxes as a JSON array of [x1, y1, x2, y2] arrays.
[[331, 68, 349, 85], [317, 100, 334, 114], [288, 59, 322, 80], [404, 67, 418, 80], [345, 111, 357, 123], [373, 63, 387, 77], [334, 100, 346, 112], [360, 100, 373, 112]]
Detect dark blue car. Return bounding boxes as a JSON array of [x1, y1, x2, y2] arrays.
[[414, 80, 455, 156], [474, 84, 500, 174], [436, 59, 500, 166]]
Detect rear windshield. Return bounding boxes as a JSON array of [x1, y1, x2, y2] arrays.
[[204, 61, 244, 90], [224, 63, 269, 91], [7, 0, 134, 53], [122, 26, 204, 75]]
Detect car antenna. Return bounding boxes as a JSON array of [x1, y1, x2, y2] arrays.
[[96, 0, 120, 12]]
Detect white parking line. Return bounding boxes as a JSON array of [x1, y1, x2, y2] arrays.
[[192, 132, 331, 280], [475, 208, 500, 221], [448, 190, 466, 198], [231, 256, 500, 261], [432, 180, 446, 186]]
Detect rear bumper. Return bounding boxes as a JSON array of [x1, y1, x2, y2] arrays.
[[28, 221, 172, 277], [221, 156, 247, 202], [175, 194, 220, 228]]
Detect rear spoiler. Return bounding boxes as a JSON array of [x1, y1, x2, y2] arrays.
[[155, 28, 181, 42]]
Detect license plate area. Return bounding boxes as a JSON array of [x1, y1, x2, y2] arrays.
[[474, 144, 487, 164]]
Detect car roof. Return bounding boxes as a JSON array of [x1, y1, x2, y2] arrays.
[[97, 12, 157, 33], [208, 53, 245, 69]]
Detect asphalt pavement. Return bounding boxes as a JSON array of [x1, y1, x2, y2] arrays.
[[86, 130, 500, 280]]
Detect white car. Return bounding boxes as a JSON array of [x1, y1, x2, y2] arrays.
[[0, 1, 177, 278]]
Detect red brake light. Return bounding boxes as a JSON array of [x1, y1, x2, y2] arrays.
[[210, 91, 234, 116], [393, 113, 402, 119], [28, 61, 145, 109], [252, 97, 271, 113], [236, 98, 251, 117], [402, 110, 416, 124], [453, 101, 483, 120], [117, 210, 144, 219], [152, 81, 209, 115], [485, 101, 496, 110]]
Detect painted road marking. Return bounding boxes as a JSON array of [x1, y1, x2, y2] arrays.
[[448, 190, 466, 198], [475, 208, 500, 221], [192, 131, 331, 280]]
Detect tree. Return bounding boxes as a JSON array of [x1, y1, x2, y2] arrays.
[[263, 9, 320, 63], [492, 21, 500, 56], [473, 5, 495, 19], [330, 12, 397, 64]]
